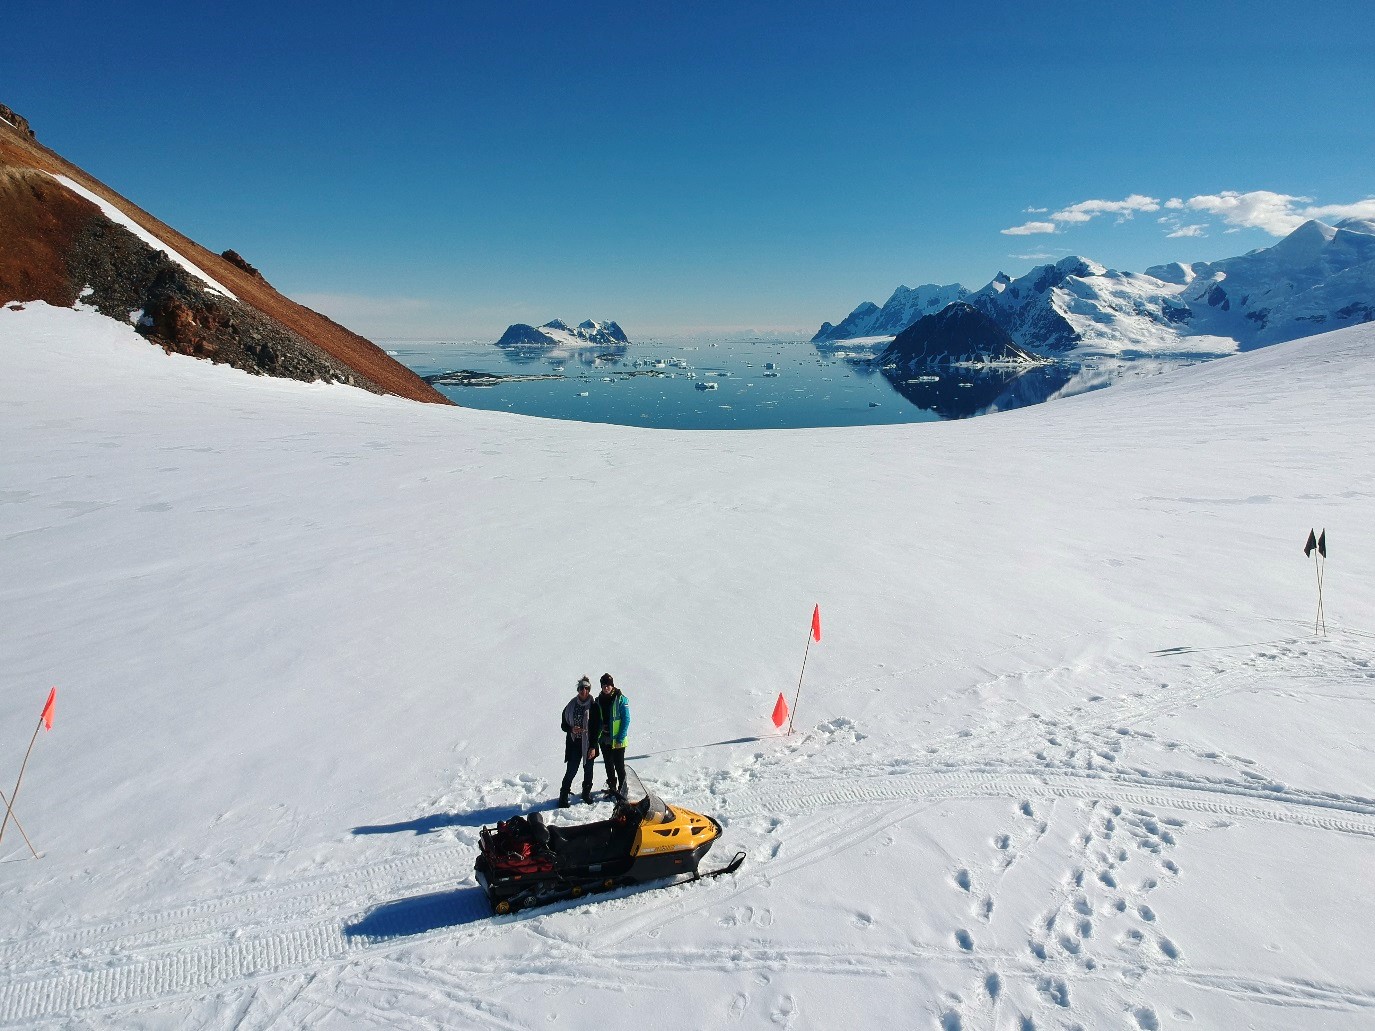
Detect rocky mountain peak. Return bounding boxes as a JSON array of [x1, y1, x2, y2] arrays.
[[879, 301, 1037, 367], [0, 114, 447, 403], [0, 103, 35, 140]]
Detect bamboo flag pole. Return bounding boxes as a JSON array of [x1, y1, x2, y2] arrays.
[[1313, 549, 1323, 635], [0, 688, 54, 854], [1317, 529, 1327, 636], [0, 787, 38, 860], [787, 605, 822, 735], [1304, 528, 1328, 637]]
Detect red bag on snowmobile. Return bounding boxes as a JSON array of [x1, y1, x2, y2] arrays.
[[481, 814, 555, 877]]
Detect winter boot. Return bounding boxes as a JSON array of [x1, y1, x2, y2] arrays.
[[558, 793, 570, 808], [581, 788, 593, 804]]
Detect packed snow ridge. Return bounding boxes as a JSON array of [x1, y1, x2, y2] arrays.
[[816, 218, 1375, 358], [495, 318, 630, 348]]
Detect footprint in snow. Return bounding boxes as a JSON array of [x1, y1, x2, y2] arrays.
[[728, 993, 749, 1022], [1036, 975, 1070, 1008], [769, 994, 797, 1027]]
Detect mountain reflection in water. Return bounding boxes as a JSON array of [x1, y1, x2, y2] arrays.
[[496, 341, 629, 367], [393, 337, 1138, 429], [880, 363, 1079, 419]]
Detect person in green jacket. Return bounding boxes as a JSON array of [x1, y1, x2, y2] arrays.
[[596, 673, 631, 797]]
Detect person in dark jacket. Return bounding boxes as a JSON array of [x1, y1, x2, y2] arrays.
[[559, 676, 601, 806], [596, 673, 631, 796]]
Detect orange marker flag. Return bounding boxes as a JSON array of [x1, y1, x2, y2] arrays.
[[0, 687, 56, 855], [811, 604, 822, 642], [771, 693, 789, 729]]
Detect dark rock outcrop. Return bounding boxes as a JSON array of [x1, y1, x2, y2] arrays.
[[879, 302, 1039, 367], [0, 104, 35, 140], [69, 216, 367, 385], [220, 249, 267, 284]]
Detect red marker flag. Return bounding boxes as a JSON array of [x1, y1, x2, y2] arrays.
[[771, 693, 789, 728], [40, 688, 55, 731], [811, 604, 822, 642]]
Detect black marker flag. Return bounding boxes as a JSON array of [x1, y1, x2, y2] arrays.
[[1305, 528, 1327, 636]]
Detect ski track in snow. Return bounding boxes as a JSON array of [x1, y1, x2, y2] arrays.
[[3, 636, 1375, 1025]]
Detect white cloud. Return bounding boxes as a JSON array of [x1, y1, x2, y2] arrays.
[[1024, 206, 1049, 213], [1051, 194, 1160, 224], [1000, 221, 1058, 236], [1010, 252, 1057, 260], [1183, 190, 1375, 235], [1005, 194, 1161, 236], [1007, 189, 1375, 242]]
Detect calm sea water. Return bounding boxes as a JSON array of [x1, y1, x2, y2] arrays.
[[387, 337, 1080, 430]]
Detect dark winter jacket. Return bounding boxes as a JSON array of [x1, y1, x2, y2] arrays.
[[596, 688, 630, 748], [561, 696, 602, 762]]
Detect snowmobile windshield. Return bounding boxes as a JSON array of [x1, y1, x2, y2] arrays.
[[622, 767, 672, 824]]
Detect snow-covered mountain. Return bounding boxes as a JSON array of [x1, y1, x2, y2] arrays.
[[1153, 218, 1375, 349], [814, 283, 968, 342], [495, 318, 630, 348], [815, 219, 1375, 358]]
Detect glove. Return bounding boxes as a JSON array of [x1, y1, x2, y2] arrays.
[[589, 748, 600, 759]]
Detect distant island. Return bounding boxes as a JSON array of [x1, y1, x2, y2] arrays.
[[495, 319, 629, 348]]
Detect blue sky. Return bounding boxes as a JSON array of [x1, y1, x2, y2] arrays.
[[8, 1, 1374, 338]]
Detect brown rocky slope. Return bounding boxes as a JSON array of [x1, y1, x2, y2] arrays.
[[0, 107, 449, 404]]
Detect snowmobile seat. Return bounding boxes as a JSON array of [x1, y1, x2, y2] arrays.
[[546, 816, 639, 869]]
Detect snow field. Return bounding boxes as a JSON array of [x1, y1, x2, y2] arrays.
[[0, 301, 1373, 1028]]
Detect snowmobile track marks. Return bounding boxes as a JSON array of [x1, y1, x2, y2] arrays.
[[718, 768, 1375, 839], [4, 739, 1373, 1023]]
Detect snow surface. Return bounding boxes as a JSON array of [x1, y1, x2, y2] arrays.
[[45, 174, 238, 300], [1, 301, 1374, 1029]]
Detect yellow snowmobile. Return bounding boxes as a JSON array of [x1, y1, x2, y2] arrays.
[[475, 767, 745, 915]]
